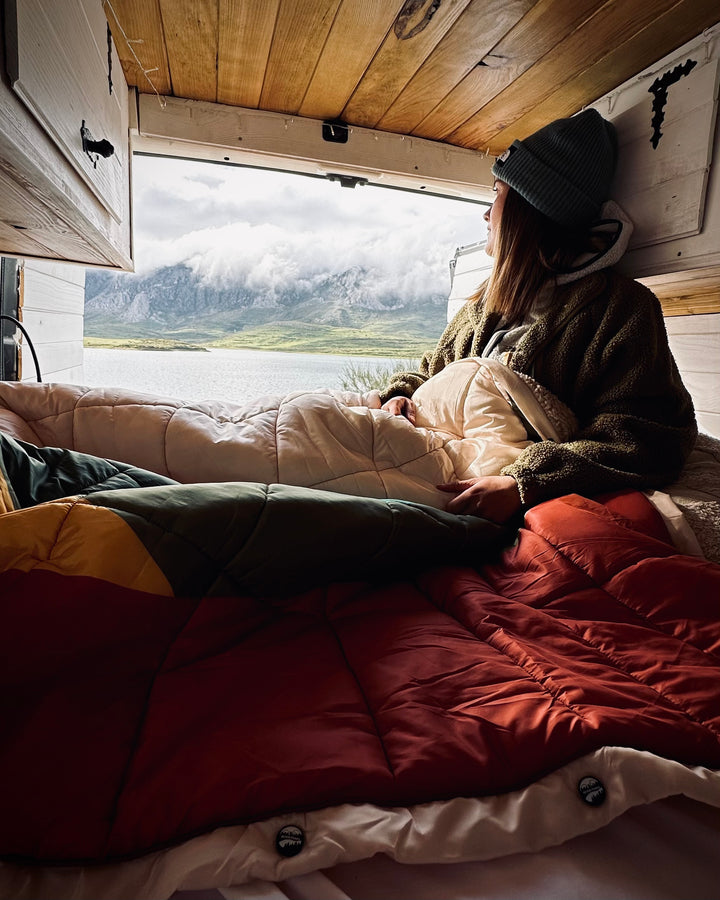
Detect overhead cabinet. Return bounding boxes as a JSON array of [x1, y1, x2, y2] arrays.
[[0, 0, 132, 269]]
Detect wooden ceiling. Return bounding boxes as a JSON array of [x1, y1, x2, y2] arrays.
[[105, 0, 720, 155]]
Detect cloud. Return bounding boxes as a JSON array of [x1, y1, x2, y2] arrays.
[[131, 156, 488, 302]]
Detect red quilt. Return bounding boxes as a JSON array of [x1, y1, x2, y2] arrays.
[[1, 491, 719, 866]]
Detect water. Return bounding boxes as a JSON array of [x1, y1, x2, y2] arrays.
[[80, 347, 401, 402]]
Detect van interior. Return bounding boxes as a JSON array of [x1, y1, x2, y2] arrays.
[[1, 3, 720, 899]]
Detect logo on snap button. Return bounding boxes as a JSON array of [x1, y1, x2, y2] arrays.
[[276, 824, 305, 857], [578, 775, 606, 807]]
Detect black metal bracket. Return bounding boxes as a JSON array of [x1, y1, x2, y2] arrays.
[[107, 22, 114, 95], [648, 58, 697, 149]]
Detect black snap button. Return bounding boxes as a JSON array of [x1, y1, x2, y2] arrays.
[[276, 824, 305, 857], [578, 775, 606, 806]]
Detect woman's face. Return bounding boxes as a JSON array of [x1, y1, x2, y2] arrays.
[[484, 180, 509, 256]]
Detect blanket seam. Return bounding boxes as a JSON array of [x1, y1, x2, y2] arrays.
[[72, 387, 94, 450], [103, 596, 203, 853], [274, 406, 280, 484], [163, 408, 176, 476], [324, 599, 397, 779], [205, 487, 275, 591], [47, 497, 83, 560]]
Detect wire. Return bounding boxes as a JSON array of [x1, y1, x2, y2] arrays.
[[0, 314, 42, 382], [103, 0, 166, 108]]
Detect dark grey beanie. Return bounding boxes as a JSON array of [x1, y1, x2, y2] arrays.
[[491, 109, 618, 227]]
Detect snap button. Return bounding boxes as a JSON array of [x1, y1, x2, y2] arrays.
[[578, 775, 606, 806], [276, 824, 305, 857]]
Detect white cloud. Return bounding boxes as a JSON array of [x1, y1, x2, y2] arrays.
[[131, 156, 488, 302]]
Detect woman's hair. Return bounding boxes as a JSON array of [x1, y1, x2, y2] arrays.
[[472, 186, 613, 321]]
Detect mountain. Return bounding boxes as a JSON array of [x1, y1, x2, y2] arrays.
[[84, 264, 449, 354]]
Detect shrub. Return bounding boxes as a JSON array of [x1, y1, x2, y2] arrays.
[[339, 358, 420, 393]]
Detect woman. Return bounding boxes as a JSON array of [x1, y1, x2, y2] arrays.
[[379, 109, 697, 522]]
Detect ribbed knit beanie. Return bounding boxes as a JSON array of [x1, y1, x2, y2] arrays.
[[491, 109, 618, 227]]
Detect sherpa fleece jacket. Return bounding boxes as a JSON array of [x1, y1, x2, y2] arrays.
[[380, 270, 697, 507]]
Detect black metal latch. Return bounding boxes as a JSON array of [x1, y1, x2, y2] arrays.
[[81, 120, 115, 167]]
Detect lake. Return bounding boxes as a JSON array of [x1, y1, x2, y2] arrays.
[[81, 347, 405, 402]]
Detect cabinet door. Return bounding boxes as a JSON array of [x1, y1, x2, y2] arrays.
[[5, 0, 128, 225]]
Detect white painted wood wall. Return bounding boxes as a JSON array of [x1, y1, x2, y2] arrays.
[[592, 28, 720, 280], [0, 0, 132, 268], [666, 313, 720, 438], [19, 259, 85, 383]]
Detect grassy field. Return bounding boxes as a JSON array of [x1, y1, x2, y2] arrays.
[[84, 320, 438, 358], [83, 337, 209, 351], [206, 321, 433, 357]]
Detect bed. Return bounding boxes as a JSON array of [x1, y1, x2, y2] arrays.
[[0, 372, 719, 900]]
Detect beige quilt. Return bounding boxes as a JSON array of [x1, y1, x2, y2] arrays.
[[0, 358, 569, 510]]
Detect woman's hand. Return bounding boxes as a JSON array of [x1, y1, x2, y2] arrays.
[[437, 475, 522, 522], [381, 396, 417, 426]]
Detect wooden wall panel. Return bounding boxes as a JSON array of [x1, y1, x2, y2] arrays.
[[0, 219, 52, 259], [10, 0, 128, 222], [21, 340, 84, 383], [342, 0, 473, 129], [20, 267, 86, 313], [411, 0, 607, 142], [474, 0, 720, 154], [451, 0, 692, 151], [19, 260, 85, 384], [21, 307, 84, 345], [612, 60, 719, 250], [665, 312, 720, 438], [104, 0, 171, 95], [697, 412, 720, 436], [640, 267, 720, 317], [0, 168, 110, 266], [299, 0, 404, 120], [217, 0, 281, 108], [377, 0, 535, 135], [259, 0, 342, 113], [158, 0, 218, 102]]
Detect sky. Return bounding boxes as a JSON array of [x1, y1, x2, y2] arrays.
[[130, 155, 488, 303]]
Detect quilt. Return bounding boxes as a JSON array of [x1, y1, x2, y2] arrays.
[[0, 357, 574, 509], [0, 377, 719, 899]]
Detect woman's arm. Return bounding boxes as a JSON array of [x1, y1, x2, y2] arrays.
[[378, 355, 432, 405]]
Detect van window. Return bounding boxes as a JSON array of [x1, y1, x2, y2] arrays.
[[83, 155, 489, 399]]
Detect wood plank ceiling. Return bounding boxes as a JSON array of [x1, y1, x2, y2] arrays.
[[105, 0, 720, 155]]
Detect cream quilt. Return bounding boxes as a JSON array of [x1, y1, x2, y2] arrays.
[[0, 358, 567, 509]]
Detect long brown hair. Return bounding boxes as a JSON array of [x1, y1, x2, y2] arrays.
[[472, 186, 611, 321]]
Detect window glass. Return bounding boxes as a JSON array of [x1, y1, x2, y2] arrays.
[[82, 155, 489, 400], [130, 155, 487, 297]]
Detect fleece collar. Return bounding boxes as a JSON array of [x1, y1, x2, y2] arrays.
[[556, 201, 634, 285]]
